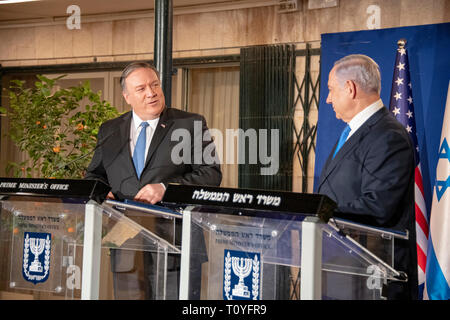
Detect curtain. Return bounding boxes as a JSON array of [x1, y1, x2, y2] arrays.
[[188, 66, 240, 188]]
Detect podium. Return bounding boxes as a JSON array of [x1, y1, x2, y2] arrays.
[[162, 184, 409, 300], [0, 178, 180, 300], [0, 179, 410, 300]]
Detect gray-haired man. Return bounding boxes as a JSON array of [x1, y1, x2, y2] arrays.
[[317, 54, 418, 299]]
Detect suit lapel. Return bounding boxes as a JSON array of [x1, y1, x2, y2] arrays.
[[117, 112, 136, 176], [318, 107, 388, 190], [145, 108, 175, 168], [317, 144, 337, 190]]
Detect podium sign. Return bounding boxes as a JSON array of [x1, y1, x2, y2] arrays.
[[8, 201, 70, 293], [190, 213, 301, 300]]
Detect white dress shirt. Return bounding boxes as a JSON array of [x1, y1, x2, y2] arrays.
[[347, 99, 384, 140], [130, 112, 159, 161]]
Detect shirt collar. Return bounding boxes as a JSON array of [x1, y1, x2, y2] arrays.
[[348, 99, 384, 136], [132, 111, 159, 130]]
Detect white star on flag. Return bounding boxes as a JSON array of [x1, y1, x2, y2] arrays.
[[392, 107, 401, 115], [406, 110, 413, 118], [397, 62, 405, 71], [408, 96, 413, 104], [398, 48, 406, 55], [406, 125, 412, 133], [395, 77, 404, 86], [394, 92, 402, 100]]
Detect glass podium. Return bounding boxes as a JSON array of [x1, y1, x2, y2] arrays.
[[102, 199, 183, 300], [0, 179, 410, 300], [0, 178, 180, 300], [162, 184, 409, 300]]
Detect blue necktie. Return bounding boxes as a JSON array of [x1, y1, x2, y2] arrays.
[[333, 125, 351, 158], [133, 122, 149, 179]]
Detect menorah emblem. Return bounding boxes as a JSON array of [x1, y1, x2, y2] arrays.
[[29, 237, 45, 272], [231, 257, 253, 298], [22, 232, 52, 284], [223, 249, 260, 300]]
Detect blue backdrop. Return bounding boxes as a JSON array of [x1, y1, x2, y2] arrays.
[[314, 22, 450, 216]]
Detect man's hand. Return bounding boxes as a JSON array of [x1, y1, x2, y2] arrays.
[[134, 183, 166, 204], [106, 191, 115, 199]]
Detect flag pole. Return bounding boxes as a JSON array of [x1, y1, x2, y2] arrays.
[[398, 38, 407, 48]]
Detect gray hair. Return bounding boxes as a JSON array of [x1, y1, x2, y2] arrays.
[[120, 62, 160, 92], [334, 54, 381, 95]]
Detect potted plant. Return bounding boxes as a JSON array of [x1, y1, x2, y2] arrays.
[[0, 74, 120, 179]]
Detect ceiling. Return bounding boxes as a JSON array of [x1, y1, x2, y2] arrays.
[[0, 0, 244, 22]]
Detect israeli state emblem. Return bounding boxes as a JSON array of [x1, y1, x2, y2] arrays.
[[22, 232, 51, 284], [223, 249, 260, 300]]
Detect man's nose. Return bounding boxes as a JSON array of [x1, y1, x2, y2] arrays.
[[145, 86, 156, 97], [326, 93, 331, 104]]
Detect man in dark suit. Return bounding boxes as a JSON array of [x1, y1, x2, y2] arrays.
[[85, 62, 221, 299], [317, 54, 418, 300], [86, 62, 221, 202]]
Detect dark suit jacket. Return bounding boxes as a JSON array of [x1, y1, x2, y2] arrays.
[[85, 107, 220, 299], [85, 107, 222, 198], [317, 107, 418, 299]]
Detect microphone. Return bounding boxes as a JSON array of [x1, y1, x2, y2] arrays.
[[49, 128, 120, 177]]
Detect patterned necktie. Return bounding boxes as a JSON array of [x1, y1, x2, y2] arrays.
[[133, 122, 149, 179], [333, 124, 351, 159]]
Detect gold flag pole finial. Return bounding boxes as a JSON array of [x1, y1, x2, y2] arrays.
[[397, 38, 407, 49]]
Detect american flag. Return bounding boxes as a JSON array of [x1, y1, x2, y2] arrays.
[[388, 41, 428, 296]]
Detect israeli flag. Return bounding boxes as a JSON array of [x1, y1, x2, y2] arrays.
[[22, 232, 52, 284], [424, 82, 450, 300]]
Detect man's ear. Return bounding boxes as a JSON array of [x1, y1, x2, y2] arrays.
[[122, 90, 130, 104], [346, 80, 357, 99]]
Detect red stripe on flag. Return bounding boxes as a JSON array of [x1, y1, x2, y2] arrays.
[[417, 243, 427, 273], [415, 166, 425, 198], [415, 203, 429, 238]]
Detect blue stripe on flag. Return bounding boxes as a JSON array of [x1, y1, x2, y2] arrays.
[[426, 237, 450, 299]]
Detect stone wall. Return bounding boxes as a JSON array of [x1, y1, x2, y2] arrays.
[[0, 0, 448, 67]]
